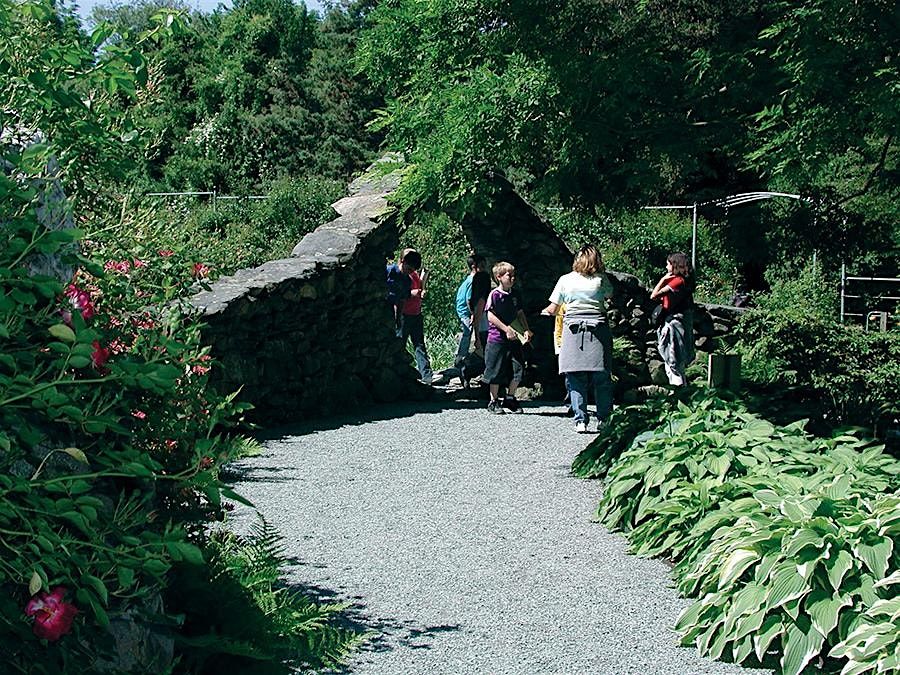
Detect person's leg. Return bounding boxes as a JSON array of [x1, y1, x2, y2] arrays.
[[657, 321, 684, 386], [454, 318, 472, 369], [484, 342, 506, 413], [407, 314, 432, 382], [592, 370, 613, 425], [567, 372, 589, 429], [504, 343, 526, 412]]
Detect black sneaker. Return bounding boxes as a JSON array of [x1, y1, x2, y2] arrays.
[[487, 400, 506, 414], [503, 396, 524, 414]]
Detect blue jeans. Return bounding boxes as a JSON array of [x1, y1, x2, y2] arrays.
[[454, 317, 472, 367], [400, 313, 432, 380], [566, 371, 612, 425]]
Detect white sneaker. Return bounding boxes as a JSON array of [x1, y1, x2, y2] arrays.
[[575, 421, 588, 433]]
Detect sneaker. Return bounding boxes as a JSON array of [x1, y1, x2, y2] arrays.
[[574, 421, 588, 433], [487, 400, 506, 414], [503, 396, 524, 414]]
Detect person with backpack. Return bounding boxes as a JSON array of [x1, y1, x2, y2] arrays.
[[650, 252, 696, 386]]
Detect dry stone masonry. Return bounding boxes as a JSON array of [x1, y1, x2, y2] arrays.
[[189, 164, 422, 424], [190, 159, 744, 424]]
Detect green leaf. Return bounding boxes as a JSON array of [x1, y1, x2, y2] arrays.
[[48, 324, 76, 343], [69, 355, 91, 368], [854, 538, 893, 579], [28, 571, 42, 595], [169, 541, 203, 565], [61, 447, 88, 464], [780, 618, 825, 675], [805, 589, 850, 638], [825, 549, 854, 591], [765, 563, 808, 611], [754, 615, 783, 662], [82, 574, 108, 605], [719, 549, 760, 589], [117, 566, 135, 590], [784, 528, 824, 556]]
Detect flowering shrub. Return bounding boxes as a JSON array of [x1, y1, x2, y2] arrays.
[[0, 2, 254, 670]]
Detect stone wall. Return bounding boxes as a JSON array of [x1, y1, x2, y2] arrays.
[[190, 161, 746, 424], [602, 272, 746, 400], [188, 166, 421, 425]]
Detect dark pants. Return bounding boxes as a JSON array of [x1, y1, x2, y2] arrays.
[[400, 313, 432, 381]]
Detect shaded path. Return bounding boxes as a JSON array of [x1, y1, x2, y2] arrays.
[[225, 400, 766, 674]]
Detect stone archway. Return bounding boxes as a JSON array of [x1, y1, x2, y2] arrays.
[[190, 159, 744, 424]]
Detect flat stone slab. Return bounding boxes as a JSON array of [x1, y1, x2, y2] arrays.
[[224, 401, 770, 675]]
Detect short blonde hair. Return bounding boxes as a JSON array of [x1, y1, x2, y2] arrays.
[[573, 244, 604, 276], [492, 261, 515, 282]]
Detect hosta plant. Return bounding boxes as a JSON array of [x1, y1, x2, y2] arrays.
[[676, 490, 898, 674]]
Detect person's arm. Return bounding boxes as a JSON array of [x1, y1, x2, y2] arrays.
[[541, 301, 560, 315], [650, 274, 676, 300], [516, 309, 534, 343], [488, 309, 518, 341], [472, 298, 486, 344]]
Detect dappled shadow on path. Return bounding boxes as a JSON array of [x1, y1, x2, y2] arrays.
[[285, 573, 462, 674]]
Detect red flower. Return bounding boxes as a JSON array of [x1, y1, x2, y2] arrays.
[[157, 249, 174, 257], [198, 456, 214, 469], [25, 587, 78, 641], [191, 263, 210, 279], [165, 439, 177, 450], [64, 284, 95, 322], [131, 409, 147, 420], [132, 258, 147, 268], [103, 260, 131, 274], [91, 341, 110, 369], [191, 364, 211, 375]]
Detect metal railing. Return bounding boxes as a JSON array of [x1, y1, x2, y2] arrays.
[[840, 265, 900, 329], [145, 190, 269, 212]]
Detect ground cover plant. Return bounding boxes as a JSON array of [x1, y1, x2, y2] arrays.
[[577, 394, 899, 674]]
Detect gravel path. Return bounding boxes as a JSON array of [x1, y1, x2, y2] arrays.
[[225, 399, 766, 675]]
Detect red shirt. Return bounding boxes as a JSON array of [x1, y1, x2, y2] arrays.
[[402, 271, 423, 316], [662, 275, 685, 311]]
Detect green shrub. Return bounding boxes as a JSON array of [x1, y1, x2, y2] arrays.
[[736, 309, 900, 435]]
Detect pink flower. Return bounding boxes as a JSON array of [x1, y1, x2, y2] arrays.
[[131, 409, 147, 420], [191, 263, 210, 279], [104, 260, 131, 274], [133, 313, 155, 331], [25, 587, 78, 641], [91, 341, 110, 369], [191, 364, 211, 375], [132, 258, 147, 268], [158, 249, 174, 257], [108, 338, 128, 354], [64, 284, 95, 322], [165, 439, 177, 450]]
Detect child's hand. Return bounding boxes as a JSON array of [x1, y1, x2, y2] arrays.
[[524, 330, 534, 343]]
